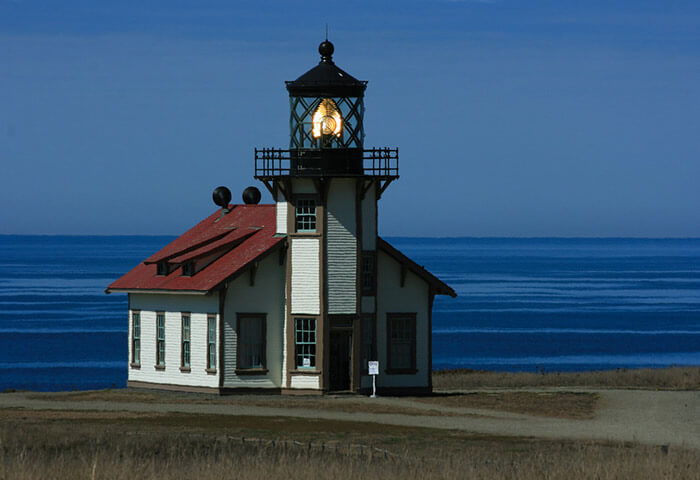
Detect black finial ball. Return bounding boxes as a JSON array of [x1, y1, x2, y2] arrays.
[[242, 186, 261, 205], [319, 40, 334, 60], [212, 186, 232, 209]]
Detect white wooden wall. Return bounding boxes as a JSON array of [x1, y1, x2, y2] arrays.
[[326, 178, 357, 314], [276, 199, 288, 235], [128, 293, 220, 388], [374, 250, 430, 388], [290, 375, 320, 389], [290, 238, 320, 314], [221, 251, 286, 388]]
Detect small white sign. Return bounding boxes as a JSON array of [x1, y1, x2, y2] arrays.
[[303, 357, 311, 368], [368, 361, 379, 376]]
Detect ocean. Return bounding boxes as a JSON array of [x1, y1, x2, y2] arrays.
[[0, 235, 698, 391]]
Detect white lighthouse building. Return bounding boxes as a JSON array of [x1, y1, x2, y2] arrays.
[[107, 41, 455, 394]]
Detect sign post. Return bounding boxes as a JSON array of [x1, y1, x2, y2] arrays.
[[368, 361, 379, 398]]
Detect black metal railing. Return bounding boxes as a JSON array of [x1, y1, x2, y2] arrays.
[[254, 147, 399, 178], [254, 148, 291, 177], [363, 147, 399, 177]]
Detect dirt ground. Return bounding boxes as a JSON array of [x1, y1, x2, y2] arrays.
[[1, 387, 698, 449]]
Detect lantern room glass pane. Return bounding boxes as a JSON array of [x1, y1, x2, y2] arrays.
[[290, 96, 364, 149]]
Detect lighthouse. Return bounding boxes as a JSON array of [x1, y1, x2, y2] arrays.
[[108, 40, 454, 395], [255, 40, 401, 391]]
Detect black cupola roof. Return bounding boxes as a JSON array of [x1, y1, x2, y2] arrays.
[[286, 41, 367, 98]]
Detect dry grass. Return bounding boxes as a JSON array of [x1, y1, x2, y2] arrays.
[[411, 392, 598, 419], [25, 390, 452, 417], [0, 410, 698, 480], [434, 366, 700, 390], [25, 389, 596, 419]]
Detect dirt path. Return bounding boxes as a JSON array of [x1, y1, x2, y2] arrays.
[[1, 389, 697, 449]]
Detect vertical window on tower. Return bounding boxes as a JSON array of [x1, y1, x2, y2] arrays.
[[181, 313, 191, 370], [361, 252, 376, 295], [131, 311, 140, 366], [156, 312, 165, 367], [387, 313, 416, 373], [295, 318, 316, 369], [207, 315, 217, 371], [295, 198, 317, 232]]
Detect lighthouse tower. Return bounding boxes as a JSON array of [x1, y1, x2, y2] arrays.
[[255, 40, 399, 391], [110, 39, 453, 396]]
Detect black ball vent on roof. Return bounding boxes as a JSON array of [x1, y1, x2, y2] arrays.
[[212, 186, 232, 210], [242, 186, 261, 205]]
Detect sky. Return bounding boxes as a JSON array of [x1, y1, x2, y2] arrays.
[[1, 0, 699, 237]]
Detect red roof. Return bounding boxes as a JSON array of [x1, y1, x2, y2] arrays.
[[107, 204, 284, 294]]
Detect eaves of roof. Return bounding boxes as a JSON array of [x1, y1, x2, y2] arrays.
[[377, 237, 457, 298]]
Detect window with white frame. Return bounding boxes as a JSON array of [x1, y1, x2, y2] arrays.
[[237, 314, 266, 371], [156, 312, 165, 366], [387, 313, 416, 372], [295, 317, 316, 368], [295, 198, 316, 232], [131, 311, 140, 365], [207, 315, 216, 370], [181, 313, 191, 368]]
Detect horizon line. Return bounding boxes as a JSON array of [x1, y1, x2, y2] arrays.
[[1, 234, 700, 241]]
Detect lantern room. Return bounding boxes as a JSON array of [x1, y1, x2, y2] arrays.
[[286, 41, 366, 151], [254, 40, 398, 180]]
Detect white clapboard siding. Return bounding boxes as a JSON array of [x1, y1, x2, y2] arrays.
[[290, 375, 320, 389], [222, 315, 237, 385], [327, 178, 357, 314], [375, 250, 430, 389], [281, 301, 288, 388], [221, 252, 285, 389], [276, 200, 288, 235], [361, 182, 376, 250], [291, 238, 320, 314], [127, 302, 220, 389]]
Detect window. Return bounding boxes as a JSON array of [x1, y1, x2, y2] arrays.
[[361, 252, 376, 295], [361, 315, 376, 373], [131, 311, 140, 365], [295, 198, 316, 232], [237, 314, 266, 371], [182, 262, 194, 277], [295, 317, 316, 368], [387, 313, 416, 372], [156, 312, 165, 366], [207, 315, 216, 371], [156, 262, 169, 276], [181, 313, 191, 369]]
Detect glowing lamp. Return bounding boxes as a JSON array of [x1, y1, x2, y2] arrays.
[[312, 99, 343, 138]]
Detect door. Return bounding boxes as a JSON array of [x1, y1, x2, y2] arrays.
[[329, 330, 351, 391]]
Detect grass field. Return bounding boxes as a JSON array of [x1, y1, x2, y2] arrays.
[[26, 389, 599, 420], [1, 408, 698, 480], [2, 367, 699, 479], [433, 366, 700, 390]]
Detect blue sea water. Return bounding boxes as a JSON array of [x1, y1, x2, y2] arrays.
[[0, 235, 698, 391]]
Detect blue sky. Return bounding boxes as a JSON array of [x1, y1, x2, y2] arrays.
[[2, 0, 699, 236]]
